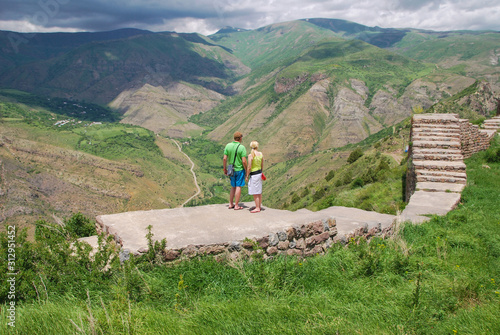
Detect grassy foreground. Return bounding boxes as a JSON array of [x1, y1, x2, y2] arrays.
[[1, 139, 499, 334]]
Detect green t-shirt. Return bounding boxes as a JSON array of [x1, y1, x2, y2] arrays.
[[224, 141, 247, 171]]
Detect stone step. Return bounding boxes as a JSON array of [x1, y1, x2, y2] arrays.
[[413, 129, 460, 136], [413, 123, 461, 130], [412, 140, 461, 149], [415, 169, 467, 179], [415, 182, 465, 193], [412, 113, 460, 124], [412, 135, 460, 142], [413, 153, 464, 161], [413, 160, 466, 172], [484, 118, 500, 124], [412, 148, 462, 155], [416, 174, 466, 184]]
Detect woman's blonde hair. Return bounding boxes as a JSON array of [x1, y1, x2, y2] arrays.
[[250, 141, 259, 157], [250, 141, 259, 150]]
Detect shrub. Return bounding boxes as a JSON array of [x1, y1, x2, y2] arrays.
[[347, 148, 363, 164], [351, 177, 364, 189], [485, 147, 500, 163], [325, 170, 335, 182], [313, 188, 326, 201], [64, 212, 96, 238]]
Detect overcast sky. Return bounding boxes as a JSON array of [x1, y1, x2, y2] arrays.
[[1, 0, 499, 35]]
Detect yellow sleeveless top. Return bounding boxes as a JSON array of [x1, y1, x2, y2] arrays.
[[251, 153, 263, 172]]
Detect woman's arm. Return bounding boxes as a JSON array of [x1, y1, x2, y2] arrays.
[[246, 154, 253, 179]]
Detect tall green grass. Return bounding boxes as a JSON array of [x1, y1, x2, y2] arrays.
[[1, 137, 499, 334]]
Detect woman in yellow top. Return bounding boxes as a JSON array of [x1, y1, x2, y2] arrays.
[[245, 141, 264, 213]]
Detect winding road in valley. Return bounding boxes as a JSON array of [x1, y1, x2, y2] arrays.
[[171, 139, 201, 207]]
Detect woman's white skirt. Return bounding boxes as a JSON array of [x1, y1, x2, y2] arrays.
[[248, 173, 262, 195]]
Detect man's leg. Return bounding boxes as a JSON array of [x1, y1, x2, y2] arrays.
[[234, 170, 245, 210], [229, 186, 236, 208], [234, 187, 242, 209]]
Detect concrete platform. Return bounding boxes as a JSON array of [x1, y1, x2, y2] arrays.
[[401, 191, 461, 223], [95, 203, 398, 254]]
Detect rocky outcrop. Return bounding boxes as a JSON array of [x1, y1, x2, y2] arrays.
[[458, 82, 498, 116], [274, 74, 309, 94]]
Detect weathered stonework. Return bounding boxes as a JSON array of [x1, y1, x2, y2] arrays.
[[138, 217, 392, 263], [459, 119, 495, 158], [405, 114, 499, 201]]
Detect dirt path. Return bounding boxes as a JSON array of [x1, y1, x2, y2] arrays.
[[171, 139, 201, 207]]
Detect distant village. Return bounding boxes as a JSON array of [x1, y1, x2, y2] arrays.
[[53, 119, 102, 127], [50, 101, 105, 127]]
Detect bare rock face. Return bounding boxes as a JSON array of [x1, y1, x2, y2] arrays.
[[317, 84, 383, 150], [274, 73, 309, 93], [111, 82, 223, 138], [458, 82, 499, 115]]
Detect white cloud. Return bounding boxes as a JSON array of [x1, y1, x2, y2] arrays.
[[0, 0, 499, 34]]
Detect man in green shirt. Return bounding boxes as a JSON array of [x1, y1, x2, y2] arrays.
[[223, 131, 247, 210]]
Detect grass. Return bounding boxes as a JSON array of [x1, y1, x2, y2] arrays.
[[1, 136, 499, 334]]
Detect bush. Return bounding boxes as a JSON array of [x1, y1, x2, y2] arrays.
[[485, 147, 500, 163], [351, 177, 364, 189], [64, 212, 96, 238], [313, 188, 326, 201], [347, 148, 363, 164], [325, 170, 335, 182]]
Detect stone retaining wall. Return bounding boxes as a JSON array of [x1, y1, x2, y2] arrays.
[[459, 119, 494, 158], [134, 218, 392, 262]]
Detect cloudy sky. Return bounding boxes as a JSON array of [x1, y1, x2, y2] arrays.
[[1, 0, 499, 35]]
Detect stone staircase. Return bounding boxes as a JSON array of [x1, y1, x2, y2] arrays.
[[411, 114, 466, 194], [483, 116, 500, 131], [402, 114, 500, 222]]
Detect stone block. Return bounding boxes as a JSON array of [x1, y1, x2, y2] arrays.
[[256, 236, 269, 249], [277, 240, 290, 250], [267, 246, 278, 255], [277, 231, 288, 241], [269, 233, 279, 246], [182, 245, 198, 258], [165, 249, 180, 260], [286, 227, 296, 241], [295, 238, 306, 250], [305, 245, 324, 257]]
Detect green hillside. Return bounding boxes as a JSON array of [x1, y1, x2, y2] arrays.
[[390, 31, 500, 83], [209, 20, 340, 70], [0, 32, 245, 104], [0, 93, 196, 234], [191, 38, 434, 163]]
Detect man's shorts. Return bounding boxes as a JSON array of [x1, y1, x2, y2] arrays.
[[230, 169, 246, 187]]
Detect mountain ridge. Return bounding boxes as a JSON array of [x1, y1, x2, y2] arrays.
[[1, 18, 499, 150]]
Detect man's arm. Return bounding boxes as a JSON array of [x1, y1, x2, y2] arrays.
[[242, 156, 248, 173], [223, 154, 228, 175]]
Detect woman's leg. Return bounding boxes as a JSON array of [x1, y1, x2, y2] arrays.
[[251, 194, 262, 212]]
